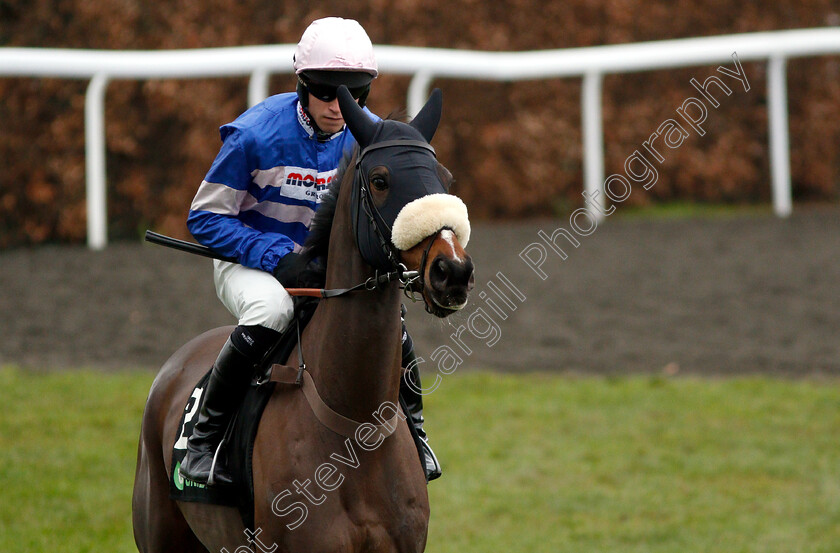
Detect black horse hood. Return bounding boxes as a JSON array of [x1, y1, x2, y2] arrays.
[[358, 120, 446, 227], [338, 86, 451, 271]]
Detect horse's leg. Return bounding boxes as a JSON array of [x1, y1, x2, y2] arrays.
[[178, 503, 250, 552], [133, 381, 249, 553], [133, 390, 205, 552], [143, 327, 249, 552]]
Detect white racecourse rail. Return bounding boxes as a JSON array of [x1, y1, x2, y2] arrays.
[[2, 27, 839, 249]]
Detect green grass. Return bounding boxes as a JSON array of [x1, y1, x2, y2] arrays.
[[0, 367, 152, 553], [427, 373, 840, 553], [1, 367, 839, 552]]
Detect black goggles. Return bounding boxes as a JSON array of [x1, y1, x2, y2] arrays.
[[300, 78, 368, 102]]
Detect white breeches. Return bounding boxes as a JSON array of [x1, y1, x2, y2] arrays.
[[213, 260, 295, 332]]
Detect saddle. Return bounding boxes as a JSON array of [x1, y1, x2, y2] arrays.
[[168, 297, 319, 528]]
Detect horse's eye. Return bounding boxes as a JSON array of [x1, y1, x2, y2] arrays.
[[370, 175, 389, 191]]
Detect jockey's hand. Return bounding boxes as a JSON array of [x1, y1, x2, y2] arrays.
[[272, 253, 301, 288]]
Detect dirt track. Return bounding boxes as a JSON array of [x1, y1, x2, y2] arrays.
[[2, 206, 839, 376]]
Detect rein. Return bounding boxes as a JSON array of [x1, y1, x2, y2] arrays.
[[268, 243, 429, 441], [272, 224, 443, 439], [284, 224, 445, 308], [285, 265, 420, 299]]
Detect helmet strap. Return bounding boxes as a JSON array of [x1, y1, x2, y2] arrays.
[[296, 78, 309, 109], [296, 97, 341, 143]]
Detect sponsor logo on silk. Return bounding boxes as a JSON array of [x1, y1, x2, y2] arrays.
[[283, 166, 337, 202]]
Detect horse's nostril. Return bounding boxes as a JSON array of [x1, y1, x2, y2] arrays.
[[429, 255, 475, 296], [436, 258, 449, 276], [430, 257, 450, 291]]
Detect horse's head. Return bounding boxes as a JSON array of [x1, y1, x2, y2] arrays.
[[338, 86, 475, 317]]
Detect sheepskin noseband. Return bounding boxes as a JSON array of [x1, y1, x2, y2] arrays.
[[391, 193, 471, 251]]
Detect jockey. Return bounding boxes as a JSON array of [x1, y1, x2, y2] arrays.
[[181, 17, 441, 486]]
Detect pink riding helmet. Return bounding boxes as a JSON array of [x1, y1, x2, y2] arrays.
[[293, 17, 379, 79]]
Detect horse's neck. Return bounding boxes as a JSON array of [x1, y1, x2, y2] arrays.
[[302, 200, 403, 422]]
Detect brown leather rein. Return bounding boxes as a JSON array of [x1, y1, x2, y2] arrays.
[[145, 229, 441, 438], [265, 230, 446, 438], [284, 226, 448, 305]]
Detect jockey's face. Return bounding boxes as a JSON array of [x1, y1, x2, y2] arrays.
[[308, 94, 357, 135]]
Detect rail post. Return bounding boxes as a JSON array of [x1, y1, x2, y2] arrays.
[[84, 72, 110, 250], [582, 71, 605, 220], [767, 56, 792, 217]]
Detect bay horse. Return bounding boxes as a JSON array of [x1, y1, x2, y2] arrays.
[[132, 86, 474, 553]]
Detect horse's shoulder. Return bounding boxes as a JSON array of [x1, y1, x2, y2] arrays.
[[146, 326, 234, 423]]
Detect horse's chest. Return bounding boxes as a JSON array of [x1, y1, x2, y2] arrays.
[[254, 393, 429, 551], [289, 488, 428, 552], [258, 477, 428, 552]]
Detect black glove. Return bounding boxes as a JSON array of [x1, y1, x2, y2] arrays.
[[272, 253, 301, 288]]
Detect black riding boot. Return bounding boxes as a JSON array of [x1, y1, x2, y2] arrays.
[[179, 336, 257, 486], [401, 331, 442, 482]]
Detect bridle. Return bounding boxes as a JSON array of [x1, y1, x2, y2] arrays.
[[279, 138, 447, 385], [402, 225, 452, 313], [286, 138, 443, 306], [351, 138, 437, 274]]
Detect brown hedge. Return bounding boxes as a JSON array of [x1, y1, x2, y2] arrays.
[[1, 0, 838, 246]]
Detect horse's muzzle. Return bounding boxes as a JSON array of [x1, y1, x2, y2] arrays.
[[427, 253, 475, 315]]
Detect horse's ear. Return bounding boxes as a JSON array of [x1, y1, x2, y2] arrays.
[[409, 88, 442, 143], [338, 85, 376, 148]]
